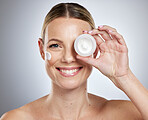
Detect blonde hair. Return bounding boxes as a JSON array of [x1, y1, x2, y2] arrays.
[[41, 3, 95, 44]]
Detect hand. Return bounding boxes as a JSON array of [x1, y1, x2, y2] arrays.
[[77, 25, 129, 88]]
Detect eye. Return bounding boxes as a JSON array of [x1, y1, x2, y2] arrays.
[[49, 44, 59, 48]]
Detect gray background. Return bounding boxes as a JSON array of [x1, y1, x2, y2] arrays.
[[0, 0, 148, 117]]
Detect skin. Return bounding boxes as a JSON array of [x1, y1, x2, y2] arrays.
[[1, 17, 148, 120]]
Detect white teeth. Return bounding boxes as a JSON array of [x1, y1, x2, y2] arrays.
[[60, 69, 79, 74]]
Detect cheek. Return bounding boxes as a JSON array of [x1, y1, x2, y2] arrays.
[[84, 65, 92, 78], [45, 52, 62, 80], [46, 52, 62, 66]]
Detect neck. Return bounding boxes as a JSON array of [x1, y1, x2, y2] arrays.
[[46, 82, 90, 119]]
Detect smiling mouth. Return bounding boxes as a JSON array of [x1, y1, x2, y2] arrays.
[[56, 67, 83, 77]]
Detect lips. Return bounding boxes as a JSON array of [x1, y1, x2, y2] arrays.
[[56, 67, 83, 77]]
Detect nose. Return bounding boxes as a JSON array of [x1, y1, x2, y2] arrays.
[[61, 46, 76, 63]]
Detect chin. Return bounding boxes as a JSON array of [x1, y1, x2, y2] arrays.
[[53, 71, 92, 90], [55, 78, 87, 90]]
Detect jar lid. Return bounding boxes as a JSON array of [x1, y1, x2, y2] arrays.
[[74, 34, 96, 56]]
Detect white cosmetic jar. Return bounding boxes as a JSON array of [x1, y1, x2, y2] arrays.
[[74, 34, 96, 56]]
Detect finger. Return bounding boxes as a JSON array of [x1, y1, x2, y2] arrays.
[[109, 30, 126, 46], [93, 34, 104, 46], [98, 25, 123, 43], [82, 30, 105, 48], [92, 35, 103, 58], [93, 35, 109, 53], [98, 25, 117, 32], [93, 46, 99, 59], [83, 30, 88, 34], [87, 29, 112, 41]]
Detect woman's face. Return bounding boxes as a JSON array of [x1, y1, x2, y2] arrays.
[[42, 18, 93, 89]]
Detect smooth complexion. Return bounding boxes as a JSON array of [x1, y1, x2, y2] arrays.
[[44, 17, 93, 90], [42, 18, 95, 119]]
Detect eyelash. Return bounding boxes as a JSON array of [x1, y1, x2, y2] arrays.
[[49, 44, 59, 48]]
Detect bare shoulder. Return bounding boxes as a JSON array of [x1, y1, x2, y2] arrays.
[[88, 93, 108, 110], [0, 108, 33, 120], [1, 95, 48, 120], [88, 93, 107, 103], [88, 93, 143, 120], [104, 100, 143, 120]]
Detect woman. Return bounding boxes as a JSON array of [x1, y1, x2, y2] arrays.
[[1, 2, 148, 120]]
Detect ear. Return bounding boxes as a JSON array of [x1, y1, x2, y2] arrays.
[[38, 38, 45, 60]]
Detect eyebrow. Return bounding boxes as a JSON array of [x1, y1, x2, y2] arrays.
[[46, 39, 63, 44]]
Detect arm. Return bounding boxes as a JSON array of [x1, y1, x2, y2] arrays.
[[114, 69, 148, 119], [77, 25, 148, 119]]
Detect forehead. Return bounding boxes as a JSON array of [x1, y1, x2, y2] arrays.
[[45, 18, 91, 43]]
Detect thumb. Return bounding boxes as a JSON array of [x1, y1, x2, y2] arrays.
[[76, 55, 98, 68]]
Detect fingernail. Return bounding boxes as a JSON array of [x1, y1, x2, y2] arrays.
[[76, 55, 81, 59], [109, 30, 112, 33], [98, 25, 103, 28], [83, 30, 87, 33], [88, 30, 93, 34]]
